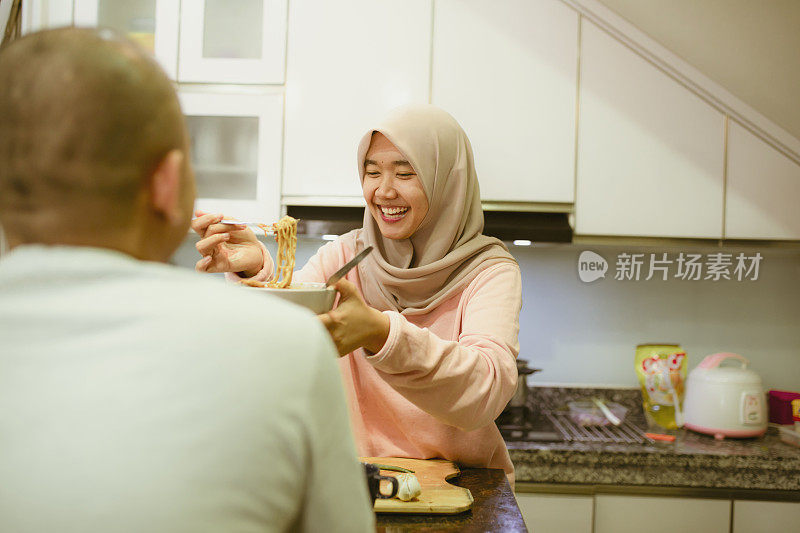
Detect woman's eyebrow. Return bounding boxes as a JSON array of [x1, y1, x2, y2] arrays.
[[364, 159, 413, 167]]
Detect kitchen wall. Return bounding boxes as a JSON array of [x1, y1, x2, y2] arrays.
[[171, 235, 800, 392], [596, 0, 800, 140]]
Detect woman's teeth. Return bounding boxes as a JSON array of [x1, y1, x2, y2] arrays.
[[380, 206, 409, 219]]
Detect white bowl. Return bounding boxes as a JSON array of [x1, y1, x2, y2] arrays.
[[251, 282, 336, 314]]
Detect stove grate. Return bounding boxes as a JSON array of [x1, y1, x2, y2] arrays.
[[543, 410, 654, 444]]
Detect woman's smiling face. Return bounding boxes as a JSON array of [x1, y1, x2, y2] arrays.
[[362, 132, 429, 240]]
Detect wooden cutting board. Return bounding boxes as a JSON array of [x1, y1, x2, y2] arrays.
[[360, 457, 473, 514]]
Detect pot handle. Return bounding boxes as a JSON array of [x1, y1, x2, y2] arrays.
[[698, 352, 749, 370]]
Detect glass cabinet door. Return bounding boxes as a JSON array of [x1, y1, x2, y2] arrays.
[[178, 0, 287, 84], [186, 115, 259, 201], [179, 90, 283, 223], [73, 0, 179, 79]]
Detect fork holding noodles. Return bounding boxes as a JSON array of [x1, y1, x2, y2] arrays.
[[191, 213, 297, 283]]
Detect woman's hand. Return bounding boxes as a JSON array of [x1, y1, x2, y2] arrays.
[[191, 211, 264, 276], [318, 279, 390, 357]]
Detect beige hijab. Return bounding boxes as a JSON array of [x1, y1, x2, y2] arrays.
[[355, 104, 517, 315]]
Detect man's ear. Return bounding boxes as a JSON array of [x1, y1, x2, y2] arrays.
[[150, 149, 184, 224]]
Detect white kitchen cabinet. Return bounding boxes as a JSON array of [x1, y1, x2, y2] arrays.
[[73, 0, 179, 79], [432, 0, 578, 204], [515, 493, 593, 533], [179, 89, 283, 223], [178, 0, 287, 84], [725, 121, 800, 240], [281, 0, 431, 201], [594, 495, 730, 533], [21, 0, 73, 33], [733, 500, 800, 533], [575, 21, 725, 238]]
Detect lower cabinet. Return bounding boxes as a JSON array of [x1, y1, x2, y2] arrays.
[[516, 490, 800, 533], [594, 495, 730, 533], [515, 493, 593, 533], [733, 500, 800, 533]]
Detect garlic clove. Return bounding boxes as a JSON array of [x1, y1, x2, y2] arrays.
[[394, 473, 422, 501]]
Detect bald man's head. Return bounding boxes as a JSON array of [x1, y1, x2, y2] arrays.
[[0, 27, 193, 257]]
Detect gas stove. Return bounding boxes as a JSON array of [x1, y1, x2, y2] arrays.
[[496, 405, 563, 442], [496, 400, 653, 444]]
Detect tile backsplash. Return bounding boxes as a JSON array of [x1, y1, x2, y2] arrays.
[[513, 242, 800, 391]]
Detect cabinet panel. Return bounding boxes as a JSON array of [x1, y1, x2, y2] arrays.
[[576, 21, 725, 238], [725, 121, 800, 240], [73, 0, 179, 79], [595, 495, 730, 533], [515, 493, 593, 533], [22, 0, 73, 33], [282, 0, 431, 200], [179, 90, 283, 223], [178, 0, 287, 84], [432, 0, 578, 203], [733, 500, 800, 533]]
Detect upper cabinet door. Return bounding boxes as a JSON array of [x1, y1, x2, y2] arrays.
[[575, 21, 725, 239], [180, 89, 283, 223], [726, 121, 800, 240], [74, 0, 179, 79], [432, 0, 578, 204], [282, 0, 432, 200], [178, 0, 287, 84]]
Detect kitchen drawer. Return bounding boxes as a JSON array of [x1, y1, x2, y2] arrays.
[[594, 494, 730, 533], [515, 493, 592, 533], [733, 500, 800, 533]]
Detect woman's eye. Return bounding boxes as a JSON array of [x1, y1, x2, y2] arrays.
[[397, 173, 416, 178], [365, 171, 380, 177]]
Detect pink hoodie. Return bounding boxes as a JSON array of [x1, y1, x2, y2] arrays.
[[233, 229, 522, 484]]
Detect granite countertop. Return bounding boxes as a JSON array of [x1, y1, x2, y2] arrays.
[[508, 387, 800, 494]]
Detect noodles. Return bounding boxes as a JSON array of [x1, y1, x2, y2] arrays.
[[259, 215, 298, 289], [226, 215, 297, 288], [264, 215, 298, 288]]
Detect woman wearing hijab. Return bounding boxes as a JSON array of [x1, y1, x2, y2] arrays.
[[192, 104, 522, 483]]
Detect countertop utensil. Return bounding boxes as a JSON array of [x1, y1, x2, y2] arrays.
[[661, 367, 684, 428], [325, 246, 373, 287], [592, 397, 622, 426], [567, 400, 628, 426]]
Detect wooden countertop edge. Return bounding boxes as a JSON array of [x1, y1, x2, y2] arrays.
[[515, 482, 800, 502]]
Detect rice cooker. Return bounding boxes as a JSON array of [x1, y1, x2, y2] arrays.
[[683, 352, 767, 439]]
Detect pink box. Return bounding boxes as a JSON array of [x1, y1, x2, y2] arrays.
[[768, 390, 800, 425]]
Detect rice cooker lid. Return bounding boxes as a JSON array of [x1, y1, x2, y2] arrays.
[[690, 353, 764, 385], [690, 365, 763, 385]]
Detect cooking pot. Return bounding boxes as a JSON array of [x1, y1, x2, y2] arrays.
[[509, 359, 542, 408], [683, 352, 767, 439]]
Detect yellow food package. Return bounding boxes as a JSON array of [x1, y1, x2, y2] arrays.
[[635, 344, 687, 430]]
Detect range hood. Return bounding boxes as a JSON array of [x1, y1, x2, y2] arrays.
[[286, 205, 573, 243]]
